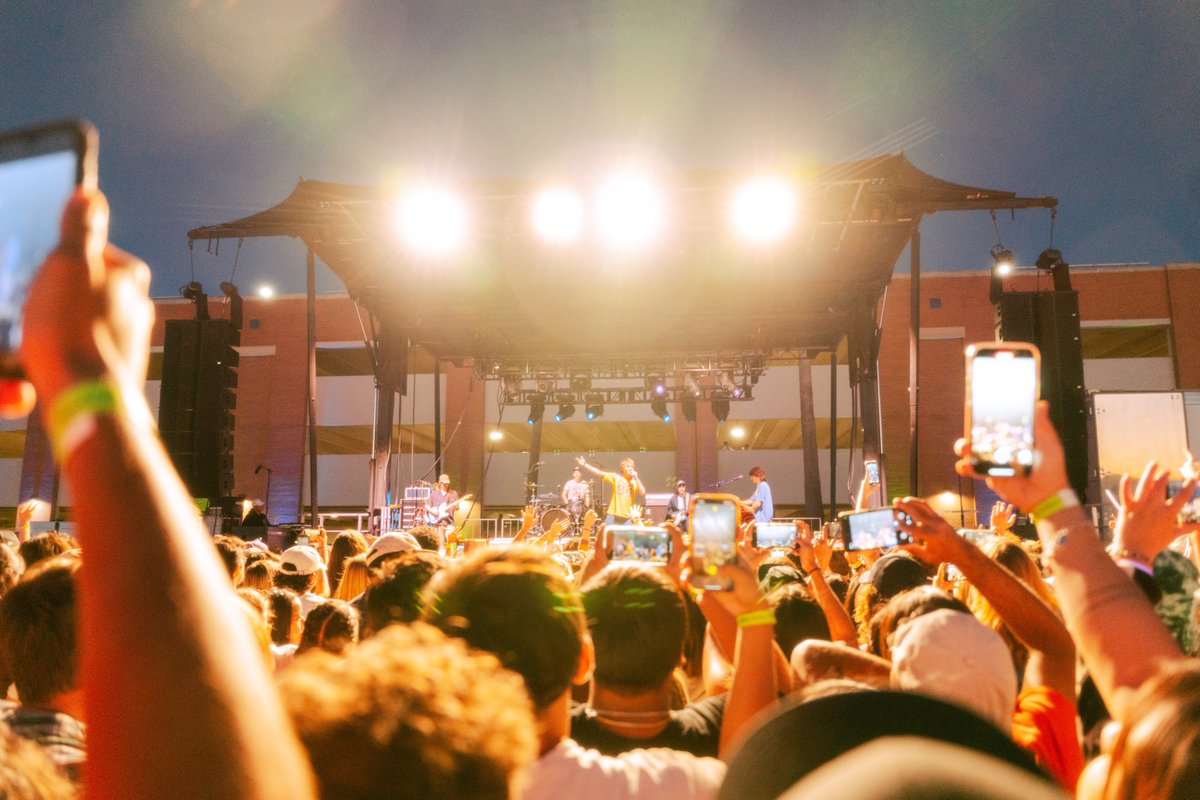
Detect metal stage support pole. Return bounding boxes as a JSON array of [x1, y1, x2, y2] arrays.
[[305, 248, 319, 528], [527, 414, 544, 500], [909, 225, 921, 497], [367, 383, 395, 535], [798, 354, 823, 519], [433, 359, 442, 476], [828, 347, 838, 522]]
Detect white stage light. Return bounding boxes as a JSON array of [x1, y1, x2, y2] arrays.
[[489, 429, 504, 442], [595, 171, 665, 249], [395, 186, 468, 255], [256, 285, 276, 299], [731, 177, 796, 244], [532, 187, 584, 243]]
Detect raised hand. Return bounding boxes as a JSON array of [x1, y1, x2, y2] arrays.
[[990, 500, 1017, 535], [1111, 461, 1199, 563]]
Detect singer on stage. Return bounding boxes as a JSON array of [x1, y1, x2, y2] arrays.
[[577, 456, 643, 524]]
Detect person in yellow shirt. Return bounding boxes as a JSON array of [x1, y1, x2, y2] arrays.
[[577, 457, 644, 524]]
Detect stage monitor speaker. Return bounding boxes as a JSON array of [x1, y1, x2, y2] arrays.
[[996, 291, 1088, 501]]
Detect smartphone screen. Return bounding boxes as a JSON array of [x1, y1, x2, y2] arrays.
[[967, 344, 1039, 476], [295, 534, 311, 547], [865, 460, 880, 485], [0, 120, 96, 374], [1167, 481, 1200, 523], [689, 494, 739, 590], [608, 525, 670, 564], [753, 521, 795, 550], [957, 528, 995, 546], [841, 508, 911, 551]]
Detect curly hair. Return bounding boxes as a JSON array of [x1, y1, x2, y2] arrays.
[[279, 622, 537, 800]]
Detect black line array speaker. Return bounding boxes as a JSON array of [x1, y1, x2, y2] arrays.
[[996, 291, 1088, 501], [159, 319, 239, 500]]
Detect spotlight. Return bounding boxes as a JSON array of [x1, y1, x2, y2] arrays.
[[681, 397, 697, 423], [585, 394, 604, 420], [990, 245, 1015, 277], [683, 373, 701, 396], [1037, 248, 1072, 292], [651, 399, 671, 422], [711, 396, 730, 423], [532, 187, 584, 243], [595, 170, 665, 249], [219, 281, 243, 329], [730, 426, 745, 440], [646, 373, 667, 395], [180, 281, 210, 320], [256, 284, 276, 299], [569, 373, 591, 391], [555, 402, 576, 422], [395, 185, 468, 255], [718, 370, 744, 399], [527, 397, 545, 425], [489, 429, 504, 441], [730, 176, 796, 244]]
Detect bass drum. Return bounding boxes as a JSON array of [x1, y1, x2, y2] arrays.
[[540, 507, 570, 533]]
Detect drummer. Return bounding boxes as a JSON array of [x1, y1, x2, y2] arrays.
[[561, 466, 592, 516]]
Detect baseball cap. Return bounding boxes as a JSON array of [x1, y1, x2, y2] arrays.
[[280, 545, 323, 576], [365, 532, 422, 567]]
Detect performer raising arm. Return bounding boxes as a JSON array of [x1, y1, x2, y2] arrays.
[[577, 456, 644, 524]]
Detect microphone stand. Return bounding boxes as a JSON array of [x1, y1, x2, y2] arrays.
[[710, 474, 742, 489]]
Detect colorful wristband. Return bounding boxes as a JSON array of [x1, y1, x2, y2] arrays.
[[48, 380, 119, 463], [1029, 489, 1080, 524], [736, 608, 776, 628]]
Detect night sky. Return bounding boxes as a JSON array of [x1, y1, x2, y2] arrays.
[[4, 2, 1198, 297]]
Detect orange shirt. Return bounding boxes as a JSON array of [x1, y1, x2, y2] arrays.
[[1012, 685, 1084, 791]]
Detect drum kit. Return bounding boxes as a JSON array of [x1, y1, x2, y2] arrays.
[[525, 481, 598, 547]]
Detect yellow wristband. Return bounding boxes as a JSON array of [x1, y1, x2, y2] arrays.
[[48, 380, 119, 463], [1029, 489, 1079, 524], [736, 608, 776, 628]]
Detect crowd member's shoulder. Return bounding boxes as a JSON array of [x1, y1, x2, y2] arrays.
[[526, 738, 724, 800]]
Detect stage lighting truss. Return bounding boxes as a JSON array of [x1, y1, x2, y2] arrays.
[[486, 354, 764, 408]]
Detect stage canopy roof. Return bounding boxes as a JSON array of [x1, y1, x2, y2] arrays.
[[188, 154, 1054, 371]]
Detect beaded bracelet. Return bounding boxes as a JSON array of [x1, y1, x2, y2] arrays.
[[736, 608, 777, 628], [48, 380, 119, 463]]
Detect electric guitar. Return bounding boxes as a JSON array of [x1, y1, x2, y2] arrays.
[[425, 493, 473, 526]]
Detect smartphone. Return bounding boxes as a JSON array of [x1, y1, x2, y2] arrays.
[[753, 521, 795, 550], [865, 460, 881, 486], [608, 525, 670, 564], [688, 493, 740, 590], [1167, 481, 1200, 524], [957, 528, 995, 545], [295, 534, 311, 547], [0, 119, 97, 376], [965, 342, 1040, 477], [840, 508, 913, 551]]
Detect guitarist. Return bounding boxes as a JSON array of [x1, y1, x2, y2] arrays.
[[577, 456, 644, 525], [426, 474, 460, 527]]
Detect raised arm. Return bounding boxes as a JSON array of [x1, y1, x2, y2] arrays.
[[576, 456, 604, 479], [20, 191, 315, 799], [793, 522, 858, 647], [895, 496, 1075, 699], [955, 401, 1182, 719]]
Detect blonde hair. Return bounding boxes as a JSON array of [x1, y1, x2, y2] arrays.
[[334, 554, 370, 601], [963, 536, 1058, 676]]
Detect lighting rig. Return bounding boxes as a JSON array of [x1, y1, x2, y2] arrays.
[[484, 354, 765, 415]]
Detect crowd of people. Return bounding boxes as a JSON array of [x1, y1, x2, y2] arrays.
[[0, 189, 1199, 799]]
